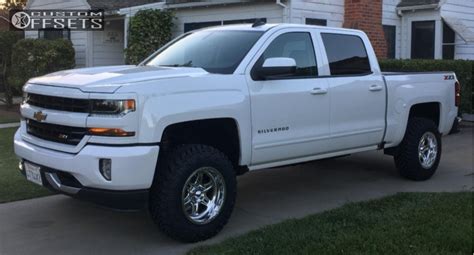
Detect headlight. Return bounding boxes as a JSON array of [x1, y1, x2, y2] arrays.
[[90, 99, 135, 115]]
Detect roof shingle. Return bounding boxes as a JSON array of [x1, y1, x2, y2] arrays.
[[87, 0, 162, 10]]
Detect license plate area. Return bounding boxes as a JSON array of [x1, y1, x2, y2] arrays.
[[24, 161, 43, 186]]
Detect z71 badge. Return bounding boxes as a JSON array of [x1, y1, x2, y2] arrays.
[[444, 75, 455, 80]]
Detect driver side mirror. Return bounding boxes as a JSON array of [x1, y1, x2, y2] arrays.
[[254, 57, 297, 80]]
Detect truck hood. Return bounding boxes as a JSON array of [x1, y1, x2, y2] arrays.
[[27, 65, 209, 93]]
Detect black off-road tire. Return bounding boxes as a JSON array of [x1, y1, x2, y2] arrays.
[[149, 144, 236, 242], [394, 118, 442, 181]]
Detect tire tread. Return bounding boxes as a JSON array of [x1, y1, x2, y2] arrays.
[[149, 144, 236, 242], [394, 117, 441, 181]]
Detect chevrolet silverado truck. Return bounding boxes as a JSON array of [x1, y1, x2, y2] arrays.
[[14, 23, 460, 242]]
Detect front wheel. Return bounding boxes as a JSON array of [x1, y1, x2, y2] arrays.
[[149, 144, 236, 242], [394, 118, 442, 181]]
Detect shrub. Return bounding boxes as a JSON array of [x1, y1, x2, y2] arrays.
[[0, 31, 21, 71], [125, 9, 174, 65], [8, 38, 75, 92], [379, 59, 473, 114], [0, 31, 22, 106]]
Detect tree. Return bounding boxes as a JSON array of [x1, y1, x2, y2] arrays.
[[0, 0, 25, 107], [1, 0, 27, 10], [125, 9, 174, 64], [0, 31, 20, 106]]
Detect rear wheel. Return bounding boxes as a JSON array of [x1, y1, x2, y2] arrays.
[[394, 118, 442, 181], [149, 144, 236, 242]]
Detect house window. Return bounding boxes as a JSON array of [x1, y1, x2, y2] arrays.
[[411, 21, 435, 59], [223, 18, 266, 25], [383, 25, 396, 59], [442, 21, 455, 59], [305, 18, 327, 26], [321, 33, 371, 75], [184, 18, 267, 33], [38, 29, 70, 40], [184, 21, 221, 33]]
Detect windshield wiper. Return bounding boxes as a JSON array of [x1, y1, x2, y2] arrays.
[[160, 60, 193, 67]]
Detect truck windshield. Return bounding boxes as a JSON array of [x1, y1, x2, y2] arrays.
[[145, 30, 263, 74]]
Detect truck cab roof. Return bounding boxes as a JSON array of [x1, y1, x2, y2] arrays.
[[195, 23, 364, 34]]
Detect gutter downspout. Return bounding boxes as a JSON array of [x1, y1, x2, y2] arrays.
[[276, 0, 291, 23]]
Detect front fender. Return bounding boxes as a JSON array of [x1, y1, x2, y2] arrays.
[[133, 76, 252, 165]]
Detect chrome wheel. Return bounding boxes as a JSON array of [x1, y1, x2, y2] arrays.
[[418, 132, 438, 169], [182, 167, 226, 225]]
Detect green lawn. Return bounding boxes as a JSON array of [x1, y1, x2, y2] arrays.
[[189, 192, 472, 255], [0, 127, 51, 203]]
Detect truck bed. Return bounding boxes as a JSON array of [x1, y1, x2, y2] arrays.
[[382, 71, 458, 148]]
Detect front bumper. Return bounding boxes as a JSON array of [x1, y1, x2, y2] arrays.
[[14, 129, 159, 209], [22, 167, 149, 210]]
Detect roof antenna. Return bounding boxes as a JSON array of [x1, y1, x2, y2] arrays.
[[252, 18, 266, 28]]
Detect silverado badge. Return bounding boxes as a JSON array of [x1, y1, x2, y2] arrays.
[[33, 111, 47, 122]]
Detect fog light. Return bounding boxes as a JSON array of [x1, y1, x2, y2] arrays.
[[99, 159, 112, 181], [19, 160, 24, 171]]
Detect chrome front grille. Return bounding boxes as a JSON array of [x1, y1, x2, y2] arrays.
[[26, 119, 87, 145]]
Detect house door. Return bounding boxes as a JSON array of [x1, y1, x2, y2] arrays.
[[92, 19, 125, 66], [411, 20, 436, 59]]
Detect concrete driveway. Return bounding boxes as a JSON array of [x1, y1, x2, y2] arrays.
[[1, 124, 472, 255]]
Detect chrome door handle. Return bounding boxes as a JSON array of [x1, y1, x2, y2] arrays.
[[369, 84, 383, 91], [310, 87, 328, 95]]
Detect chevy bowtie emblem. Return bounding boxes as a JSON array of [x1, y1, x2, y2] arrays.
[[33, 111, 47, 122]]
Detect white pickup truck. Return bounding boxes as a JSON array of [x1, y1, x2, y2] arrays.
[[14, 23, 460, 242]]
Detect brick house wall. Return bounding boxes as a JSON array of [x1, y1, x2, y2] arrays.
[[343, 0, 387, 58]]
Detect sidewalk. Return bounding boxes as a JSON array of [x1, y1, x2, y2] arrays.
[[0, 122, 20, 129]]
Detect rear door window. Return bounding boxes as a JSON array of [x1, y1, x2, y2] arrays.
[[321, 33, 371, 75]]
